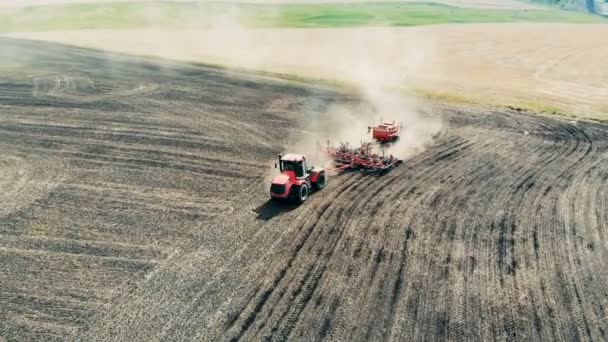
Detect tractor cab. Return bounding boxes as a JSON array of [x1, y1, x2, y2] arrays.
[[270, 153, 326, 204], [279, 154, 307, 179]]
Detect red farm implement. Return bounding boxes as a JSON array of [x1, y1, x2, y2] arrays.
[[327, 141, 402, 174], [368, 120, 402, 143]]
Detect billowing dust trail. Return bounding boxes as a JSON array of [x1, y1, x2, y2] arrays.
[[1, 38, 608, 341]]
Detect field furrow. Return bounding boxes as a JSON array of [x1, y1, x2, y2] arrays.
[[0, 37, 607, 341]]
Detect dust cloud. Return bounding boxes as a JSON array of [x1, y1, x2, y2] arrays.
[[344, 46, 443, 159], [121, 5, 445, 164], [7, 2, 444, 165], [283, 27, 444, 166]]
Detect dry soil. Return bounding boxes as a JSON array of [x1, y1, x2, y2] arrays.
[[12, 24, 608, 119], [1, 37, 607, 341]]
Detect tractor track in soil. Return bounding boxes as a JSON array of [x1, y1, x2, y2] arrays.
[[1, 37, 608, 341]]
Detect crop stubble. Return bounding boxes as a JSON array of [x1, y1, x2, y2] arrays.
[[0, 38, 607, 341]]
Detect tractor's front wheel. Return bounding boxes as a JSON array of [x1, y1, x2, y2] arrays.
[[313, 172, 326, 191], [291, 184, 309, 204]]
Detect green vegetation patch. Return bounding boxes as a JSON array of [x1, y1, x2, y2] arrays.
[[0, 1, 605, 32], [271, 2, 605, 27]]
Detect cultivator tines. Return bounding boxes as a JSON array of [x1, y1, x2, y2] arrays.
[[327, 141, 402, 174]]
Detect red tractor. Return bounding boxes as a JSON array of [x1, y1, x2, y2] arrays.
[[368, 120, 402, 143], [269, 154, 326, 204]]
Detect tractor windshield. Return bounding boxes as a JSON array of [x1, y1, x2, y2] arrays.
[[281, 160, 305, 178]]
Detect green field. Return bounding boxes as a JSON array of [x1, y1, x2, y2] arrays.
[[0, 1, 604, 32]]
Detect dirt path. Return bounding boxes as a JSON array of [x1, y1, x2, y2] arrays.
[[1, 37, 607, 341]]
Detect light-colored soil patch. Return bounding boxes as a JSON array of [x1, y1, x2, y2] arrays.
[[0, 151, 67, 218], [12, 23, 608, 119]]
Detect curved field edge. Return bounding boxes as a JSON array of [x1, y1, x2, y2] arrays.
[[8, 21, 608, 121], [12, 39, 607, 122], [0, 1, 604, 33]]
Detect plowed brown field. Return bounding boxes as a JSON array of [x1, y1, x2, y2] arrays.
[[1, 37, 607, 341]]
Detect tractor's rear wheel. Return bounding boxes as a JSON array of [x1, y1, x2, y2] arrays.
[[313, 172, 326, 191], [291, 184, 308, 204]]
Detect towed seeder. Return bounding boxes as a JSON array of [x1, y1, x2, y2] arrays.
[[327, 141, 402, 174]]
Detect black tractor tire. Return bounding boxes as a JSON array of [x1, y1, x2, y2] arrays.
[[313, 172, 326, 191], [290, 184, 309, 204]]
